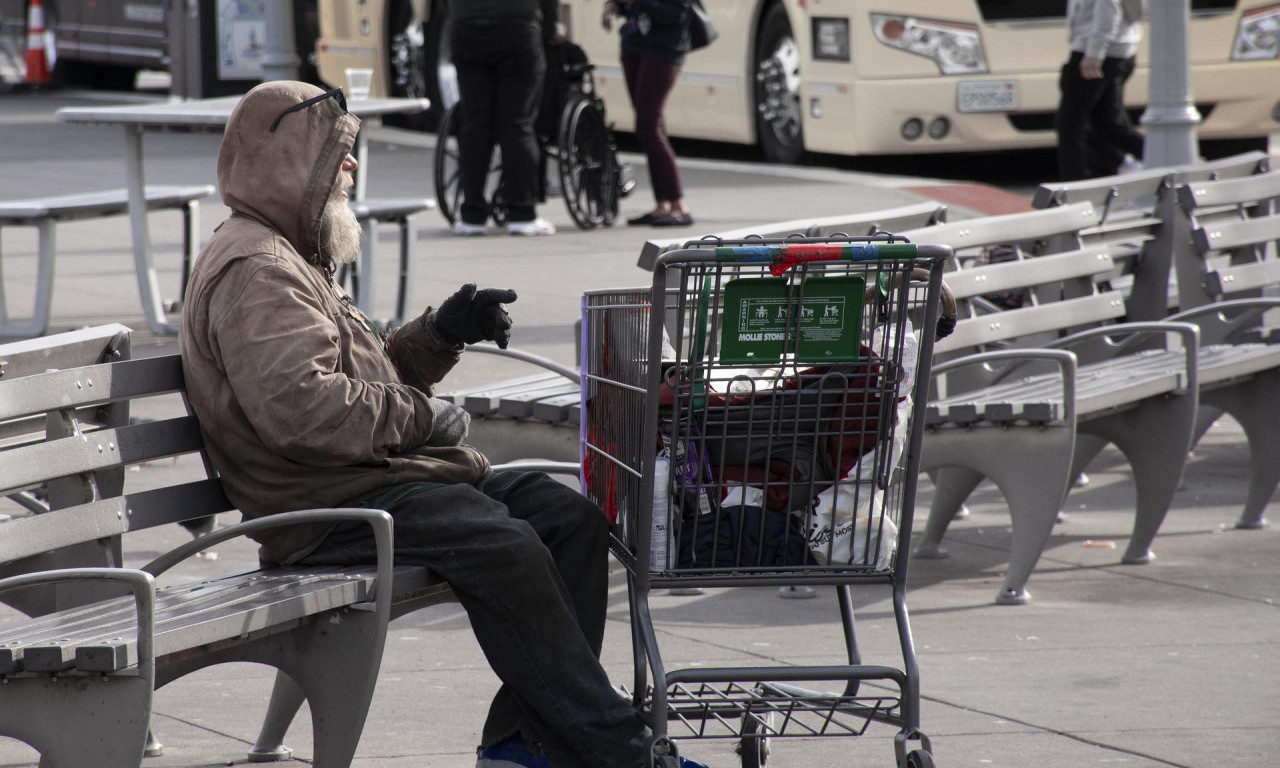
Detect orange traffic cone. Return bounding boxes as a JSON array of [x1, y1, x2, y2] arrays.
[[24, 0, 51, 85]]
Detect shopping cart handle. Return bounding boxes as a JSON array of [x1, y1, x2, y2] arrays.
[[713, 243, 918, 276]]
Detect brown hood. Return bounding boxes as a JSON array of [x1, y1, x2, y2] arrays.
[[218, 81, 360, 261]]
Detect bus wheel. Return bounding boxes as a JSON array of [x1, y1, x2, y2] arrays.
[[754, 4, 804, 164]]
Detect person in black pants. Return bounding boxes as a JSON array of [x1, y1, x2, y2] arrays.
[[1054, 0, 1146, 181], [451, 1, 559, 236]]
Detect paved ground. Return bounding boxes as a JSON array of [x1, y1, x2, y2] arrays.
[[0, 89, 1277, 768]]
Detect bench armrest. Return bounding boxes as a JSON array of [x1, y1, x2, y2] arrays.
[[491, 460, 582, 477], [0, 568, 156, 681], [1047, 321, 1200, 394], [1167, 298, 1280, 346], [465, 343, 580, 383], [142, 508, 395, 621], [930, 348, 1079, 427]]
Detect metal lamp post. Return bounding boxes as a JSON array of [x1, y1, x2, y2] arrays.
[[1141, 0, 1201, 167]]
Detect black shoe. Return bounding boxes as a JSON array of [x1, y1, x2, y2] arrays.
[[627, 212, 658, 226], [650, 212, 694, 227]]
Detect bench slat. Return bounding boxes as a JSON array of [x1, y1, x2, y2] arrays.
[[1206, 258, 1280, 297], [10, 568, 375, 673], [945, 246, 1115, 300], [0, 185, 213, 223], [937, 293, 1126, 352], [1194, 212, 1280, 253], [0, 480, 233, 565], [458, 372, 565, 414], [498, 382, 580, 419], [1179, 170, 1280, 210], [0, 416, 205, 496], [0, 356, 184, 422]]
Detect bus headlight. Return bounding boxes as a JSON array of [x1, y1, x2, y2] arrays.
[[871, 14, 988, 75], [1233, 4, 1280, 60]]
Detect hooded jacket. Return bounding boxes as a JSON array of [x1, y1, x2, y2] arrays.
[[181, 81, 488, 565]]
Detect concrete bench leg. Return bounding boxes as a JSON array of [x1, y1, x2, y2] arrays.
[[1199, 371, 1280, 529], [249, 672, 306, 762], [0, 220, 56, 337], [0, 675, 151, 768], [1083, 392, 1198, 565], [917, 424, 1075, 605], [154, 603, 389, 768]]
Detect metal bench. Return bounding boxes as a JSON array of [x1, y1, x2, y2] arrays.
[[0, 325, 456, 767], [896, 203, 1203, 604], [1039, 160, 1280, 531], [1031, 150, 1271, 320], [0, 185, 215, 338], [1167, 168, 1280, 529]]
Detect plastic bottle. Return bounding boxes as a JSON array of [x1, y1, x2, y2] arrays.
[[650, 455, 672, 571]]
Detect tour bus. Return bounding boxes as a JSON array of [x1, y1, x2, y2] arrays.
[[313, 0, 1280, 162]]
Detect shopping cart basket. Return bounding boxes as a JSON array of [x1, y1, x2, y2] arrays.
[[582, 236, 951, 768]]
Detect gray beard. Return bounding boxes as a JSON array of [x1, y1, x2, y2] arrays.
[[319, 195, 362, 267]]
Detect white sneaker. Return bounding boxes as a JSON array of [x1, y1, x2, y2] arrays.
[[452, 220, 488, 236], [507, 218, 556, 236]]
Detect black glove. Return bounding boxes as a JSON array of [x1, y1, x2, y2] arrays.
[[432, 284, 518, 349]]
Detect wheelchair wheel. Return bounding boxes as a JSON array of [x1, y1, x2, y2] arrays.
[[558, 97, 617, 229], [432, 104, 507, 226]]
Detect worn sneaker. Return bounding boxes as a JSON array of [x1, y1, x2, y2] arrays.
[[476, 735, 551, 768], [678, 756, 712, 768], [507, 218, 556, 236], [453, 220, 488, 236]]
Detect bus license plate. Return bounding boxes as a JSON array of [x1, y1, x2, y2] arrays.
[[957, 80, 1018, 113]]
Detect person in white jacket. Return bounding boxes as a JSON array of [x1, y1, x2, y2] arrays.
[[1054, 0, 1146, 180]]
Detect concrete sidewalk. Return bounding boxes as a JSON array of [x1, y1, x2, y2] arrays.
[[0, 89, 1277, 768]]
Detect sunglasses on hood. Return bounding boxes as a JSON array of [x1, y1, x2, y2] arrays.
[[268, 87, 348, 133]]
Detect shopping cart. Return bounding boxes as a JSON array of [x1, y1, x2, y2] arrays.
[[582, 236, 950, 768]]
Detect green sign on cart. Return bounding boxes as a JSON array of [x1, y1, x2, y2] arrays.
[[719, 276, 865, 364]]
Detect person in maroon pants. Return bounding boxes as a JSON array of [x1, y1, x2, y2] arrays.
[[603, 0, 695, 227]]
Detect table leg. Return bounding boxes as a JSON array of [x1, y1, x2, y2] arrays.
[[353, 127, 375, 315], [123, 125, 179, 335]]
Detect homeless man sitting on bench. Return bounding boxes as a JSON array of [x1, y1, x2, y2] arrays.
[[180, 81, 708, 768]]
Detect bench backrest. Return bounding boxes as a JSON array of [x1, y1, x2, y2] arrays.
[[1032, 151, 1272, 320], [0, 334, 231, 615], [1176, 168, 1280, 311], [897, 202, 1125, 392]]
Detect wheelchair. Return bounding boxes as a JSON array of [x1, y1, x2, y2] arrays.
[[433, 43, 634, 230]]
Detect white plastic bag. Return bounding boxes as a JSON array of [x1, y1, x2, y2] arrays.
[[805, 392, 912, 569]]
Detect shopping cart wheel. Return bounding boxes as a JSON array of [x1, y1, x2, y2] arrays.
[[736, 712, 771, 768], [905, 749, 936, 768]]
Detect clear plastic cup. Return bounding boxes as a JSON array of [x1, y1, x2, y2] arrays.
[[344, 68, 372, 100]]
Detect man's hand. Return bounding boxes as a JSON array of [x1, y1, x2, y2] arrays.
[[425, 397, 470, 446], [1079, 57, 1104, 80], [432, 283, 519, 349]]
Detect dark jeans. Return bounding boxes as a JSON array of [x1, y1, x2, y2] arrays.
[[1055, 50, 1145, 181], [622, 51, 683, 203], [299, 470, 650, 768], [452, 20, 546, 224]]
